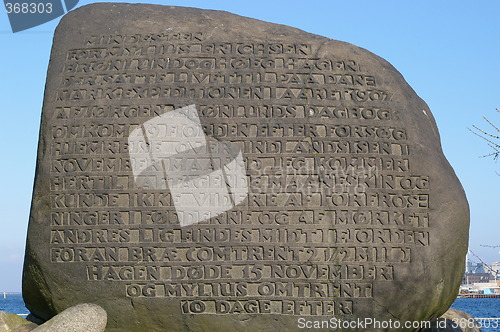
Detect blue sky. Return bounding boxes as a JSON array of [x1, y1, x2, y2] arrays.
[[0, 0, 499, 291]]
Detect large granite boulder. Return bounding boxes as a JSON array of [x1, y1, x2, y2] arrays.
[[22, 3, 469, 331]]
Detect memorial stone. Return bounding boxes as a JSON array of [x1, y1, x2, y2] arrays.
[[23, 3, 470, 331]]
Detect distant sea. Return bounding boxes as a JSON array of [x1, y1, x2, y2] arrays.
[[451, 298, 500, 331], [1, 294, 499, 331], [0, 293, 29, 316]]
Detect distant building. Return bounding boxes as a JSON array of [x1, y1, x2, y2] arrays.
[[463, 272, 492, 284], [491, 261, 500, 280], [465, 259, 475, 273], [462, 261, 493, 284], [468, 262, 490, 274]]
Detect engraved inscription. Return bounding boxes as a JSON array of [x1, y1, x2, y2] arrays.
[[48, 32, 430, 315]]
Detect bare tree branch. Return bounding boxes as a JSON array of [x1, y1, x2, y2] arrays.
[[469, 109, 500, 168]]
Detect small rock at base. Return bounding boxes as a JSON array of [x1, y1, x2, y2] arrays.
[[422, 308, 482, 332], [31, 303, 106, 332], [0, 311, 38, 332]]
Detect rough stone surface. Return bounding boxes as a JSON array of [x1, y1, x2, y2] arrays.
[[423, 309, 482, 332], [23, 3, 469, 331], [0, 311, 38, 332], [31, 304, 106, 332]]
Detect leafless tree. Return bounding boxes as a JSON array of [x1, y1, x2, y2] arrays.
[[469, 109, 500, 174]]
